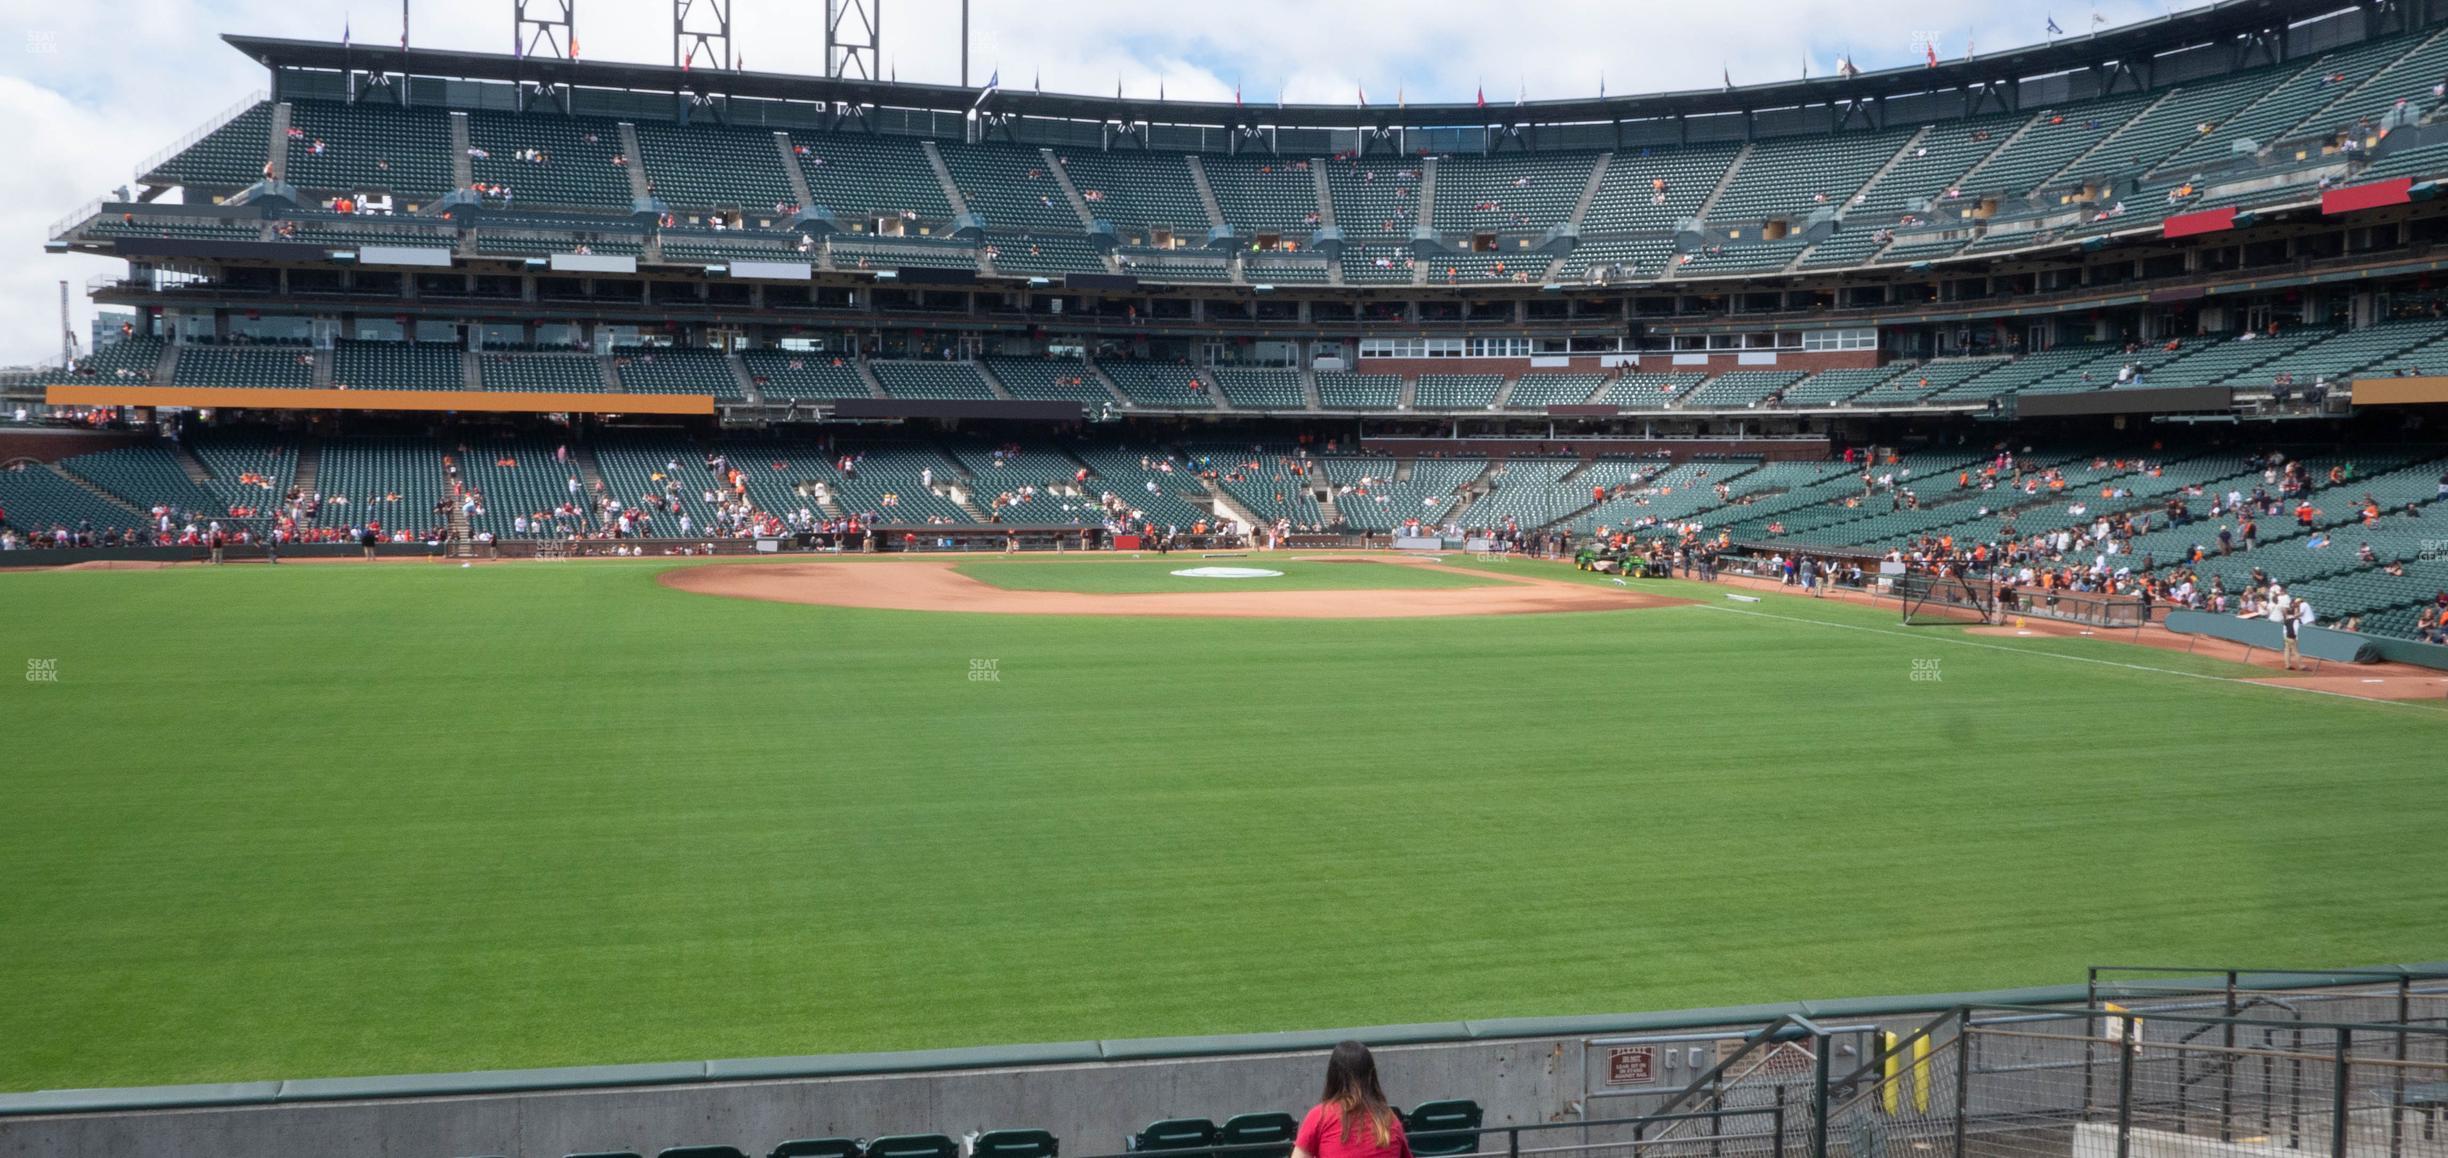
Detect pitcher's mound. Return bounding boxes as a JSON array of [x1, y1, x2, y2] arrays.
[[662, 558, 1684, 619]]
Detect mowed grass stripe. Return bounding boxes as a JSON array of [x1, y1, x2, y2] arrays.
[[0, 561, 2441, 1091]]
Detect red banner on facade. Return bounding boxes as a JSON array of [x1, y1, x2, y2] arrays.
[[2322, 176, 2414, 215], [2161, 207, 2238, 239]]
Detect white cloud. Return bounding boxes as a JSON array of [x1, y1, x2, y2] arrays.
[[1, 0, 2199, 366]]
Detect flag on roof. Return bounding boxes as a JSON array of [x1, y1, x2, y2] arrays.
[[1357, 84, 1366, 107], [1925, 38, 1939, 67], [2047, 16, 2065, 35], [1476, 83, 1485, 108], [342, 16, 351, 48]]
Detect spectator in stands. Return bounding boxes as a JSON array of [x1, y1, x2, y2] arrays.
[[1294, 1042, 1409, 1158]]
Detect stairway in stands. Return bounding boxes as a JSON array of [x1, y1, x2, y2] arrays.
[[290, 439, 321, 501]]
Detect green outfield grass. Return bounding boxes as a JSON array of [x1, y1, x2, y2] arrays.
[[953, 556, 1503, 593], [2, 557, 2443, 1093]]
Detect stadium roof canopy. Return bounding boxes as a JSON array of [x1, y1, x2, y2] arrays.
[[226, 0, 2362, 131]]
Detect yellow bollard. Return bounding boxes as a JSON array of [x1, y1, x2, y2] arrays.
[[1912, 1030, 1933, 1113], [1880, 1031, 1901, 1115]]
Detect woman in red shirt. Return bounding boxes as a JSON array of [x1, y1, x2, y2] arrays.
[[1294, 1042, 1410, 1158]]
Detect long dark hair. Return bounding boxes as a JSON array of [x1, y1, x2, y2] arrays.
[[1321, 1040, 1396, 1146]]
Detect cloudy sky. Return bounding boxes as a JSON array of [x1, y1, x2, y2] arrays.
[[1, 0, 2194, 367]]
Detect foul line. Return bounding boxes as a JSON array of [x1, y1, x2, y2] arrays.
[[1679, 600, 2448, 715]]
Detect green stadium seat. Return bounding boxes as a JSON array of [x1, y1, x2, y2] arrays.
[[864, 1135, 960, 1158], [971, 1129, 1059, 1158], [1218, 1112, 1299, 1158], [659, 1148, 749, 1158], [1402, 1100, 1484, 1158], [769, 1140, 862, 1158], [1129, 1118, 1219, 1153]]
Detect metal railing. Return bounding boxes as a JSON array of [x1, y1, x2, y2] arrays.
[[1064, 1109, 1795, 1158]]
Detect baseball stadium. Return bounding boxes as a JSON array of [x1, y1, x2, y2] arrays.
[[4, 1, 2448, 1155]]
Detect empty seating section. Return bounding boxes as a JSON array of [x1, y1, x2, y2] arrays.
[[1710, 129, 1910, 224], [315, 438, 447, 532], [1673, 238, 1807, 276], [740, 350, 868, 399], [1850, 117, 2021, 216], [1465, 458, 1586, 528], [63, 337, 164, 383], [1413, 374, 1505, 410], [59, 447, 224, 518], [1327, 159, 1422, 240], [1962, 93, 2154, 197], [609, 347, 741, 397], [1315, 372, 1402, 410], [275, 220, 456, 249], [985, 358, 1111, 403], [332, 341, 463, 391], [1057, 152, 1210, 231], [1782, 369, 1909, 411], [2286, 28, 2448, 142], [660, 235, 802, 263], [871, 361, 996, 400], [1558, 237, 1671, 281], [2251, 319, 2447, 384], [2170, 45, 2408, 171], [1680, 371, 1806, 409], [86, 216, 261, 243], [283, 100, 455, 200], [1102, 362, 1214, 408], [1796, 229, 1891, 269], [1499, 373, 1601, 408], [1945, 345, 2121, 399], [474, 231, 642, 256], [1599, 373, 1701, 408], [480, 351, 606, 392], [824, 445, 975, 524], [1115, 249, 1233, 282], [1242, 258, 1332, 283], [2147, 329, 2335, 389], [1431, 152, 1599, 233], [0, 466, 143, 534], [791, 132, 953, 220], [1582, 144, 1740, 232], [1342, 246, 1416, 284], [986, 233, 1106, 275], [1423, 251, 1537, 283], [1200, 156, 1320, 235], [1875, 235, 1971, 264], [1212, 369, 1306, 410], [187, 433, 297, 515], [1851, 358, 2006, 404], [634, 122, 798, 214], [944, 144, 1082, 233], [464, 113, 633, 210], [2080, 68, 2301, 179], [146, 101, 271, 190], [173, 344, 316, 389], [831, 238, 979, 271]]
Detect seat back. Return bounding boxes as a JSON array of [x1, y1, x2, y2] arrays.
[[771, 1141, 863, 1158], [659, 1148, 749, 1158], [1131, 1119, 1220, 1154], [1217, 1113, 1298, 1158], [1403, 1100, 1484, 1157], [972, 1129, 1059, 1158], [865, 1135, 961, 1158]]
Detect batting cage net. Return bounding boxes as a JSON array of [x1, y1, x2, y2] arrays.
[[1895, 573, 2000, 626]]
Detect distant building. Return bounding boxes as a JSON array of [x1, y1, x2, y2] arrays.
[[90, 309, 138, 355]]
